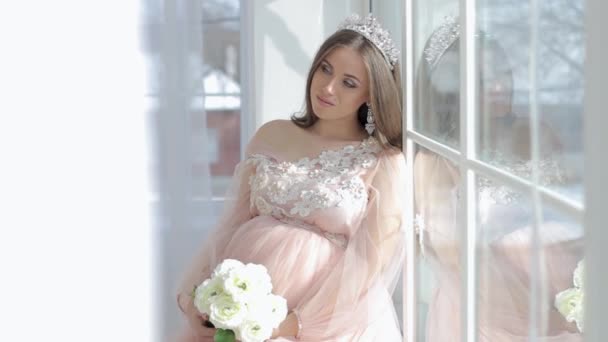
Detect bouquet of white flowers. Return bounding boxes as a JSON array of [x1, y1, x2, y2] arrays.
[[191, 259, 288, 342], [554, 259, 585, 333]]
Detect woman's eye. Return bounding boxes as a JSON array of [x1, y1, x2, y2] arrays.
[[343, 80, 356, 88], [321, 65, 331, 74]]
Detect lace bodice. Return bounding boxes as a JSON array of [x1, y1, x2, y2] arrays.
[[245, 136, 381, 238], [477, 153, 566, 205]]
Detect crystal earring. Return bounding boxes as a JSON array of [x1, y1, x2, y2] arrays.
[[365, 102, 375, 135]]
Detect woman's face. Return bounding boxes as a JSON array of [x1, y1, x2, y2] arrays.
[[480, 47, 513, 118], [430, 46, 513, 119], [310, 46, 370, 121]]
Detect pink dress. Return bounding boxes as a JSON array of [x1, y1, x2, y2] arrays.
[[175, 134, 407, 341], [414, 151, 584, 341]]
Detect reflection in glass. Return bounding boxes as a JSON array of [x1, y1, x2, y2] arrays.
[[413, 6, 462, 340], [413, 145, 462, 341], [476, 176, 584, 339], [477, 0, 585, 203], [413, 12, 585, 340], [415, 15, 461, 149]]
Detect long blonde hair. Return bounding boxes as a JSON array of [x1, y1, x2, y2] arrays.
[[291, 29, 403, 150]]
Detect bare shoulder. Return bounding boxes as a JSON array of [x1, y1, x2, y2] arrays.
[[246, 119, 296, 155], [251, 119, 293, 144]]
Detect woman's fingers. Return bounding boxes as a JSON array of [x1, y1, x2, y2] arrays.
[[188, 312, 216, 340], [187, 316, 208, 334], [196, 327, 216, 342], [199, 327, 216, 337]]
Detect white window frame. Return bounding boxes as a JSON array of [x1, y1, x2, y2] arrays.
[[401, 0, 600, 340], [239, 0, 256, 158], [152, 0, 251, 219], [583, 0, 608, 340]]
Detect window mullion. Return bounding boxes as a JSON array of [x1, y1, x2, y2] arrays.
[[403, 0, 417, 340], [459, 3, 479, 342]]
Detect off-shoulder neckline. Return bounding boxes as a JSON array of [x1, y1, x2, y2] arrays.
[[248, 135, 379, 165]]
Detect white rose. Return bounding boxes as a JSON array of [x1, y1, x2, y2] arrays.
[[555, 287, 580, 318], [571, 294, 584, 333], [244, 263, 273, 293], [244, 294, 288, 330], [554, 258, 585, 333], [265, 294, 288, 329], [235, 319, 273, 342], [209, 294, 248, 330], [213, 259, 245, 279], [193, 277, 224, 315], [223, 263, 272, 302]]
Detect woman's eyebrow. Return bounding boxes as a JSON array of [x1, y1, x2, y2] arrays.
[[322, 59, 361, 83]]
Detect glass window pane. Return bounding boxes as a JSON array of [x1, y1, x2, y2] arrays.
[[413, 3, 462, 340], [191, 98, 241, 197], [476, 176, 584, 339], [538, 1, 585, 203], [199, 0, 241, 198], [477, 0, 584, 203], [414, 4, 461, 150], [413, 144, 463, 341], [202, 22, 241, 84], [540, 202, 585, 336], [203, 0, 240, 21], [410, 1, 587, 340]]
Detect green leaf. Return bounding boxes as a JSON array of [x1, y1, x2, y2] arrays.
[[214, 329, 236, 342]]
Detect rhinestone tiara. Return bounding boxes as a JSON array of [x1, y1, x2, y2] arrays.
[[423, 16, 460, 70], [338, 13, 400, 70]]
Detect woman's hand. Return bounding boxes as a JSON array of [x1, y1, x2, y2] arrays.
[[195, 314, 217, 342], [179, 293, 217, 341]]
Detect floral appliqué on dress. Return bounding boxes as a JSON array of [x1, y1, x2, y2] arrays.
[[245, 137, 381, 221]]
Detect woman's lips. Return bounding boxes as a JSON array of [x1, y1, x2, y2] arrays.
[[316, 95, 335, 107]]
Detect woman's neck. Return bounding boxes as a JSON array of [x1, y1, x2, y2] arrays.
[[310, 117, 368, 142]]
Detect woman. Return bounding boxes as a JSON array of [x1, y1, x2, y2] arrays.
[[414, 16, 584, 341], [175, 14, 406, 341]]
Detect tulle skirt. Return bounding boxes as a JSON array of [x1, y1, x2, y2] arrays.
[[425, 222, 584, 342], [175, 215, 402, 341], [426, 283, 582, 342]]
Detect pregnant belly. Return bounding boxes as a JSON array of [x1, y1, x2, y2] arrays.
[[223, 215, 343, 308]]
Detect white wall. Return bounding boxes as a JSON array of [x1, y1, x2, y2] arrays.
[[252, 0, 367, 128], [371, 0, 403, 66]]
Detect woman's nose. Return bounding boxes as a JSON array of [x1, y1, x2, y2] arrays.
[[323, 77, 337, 94]]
